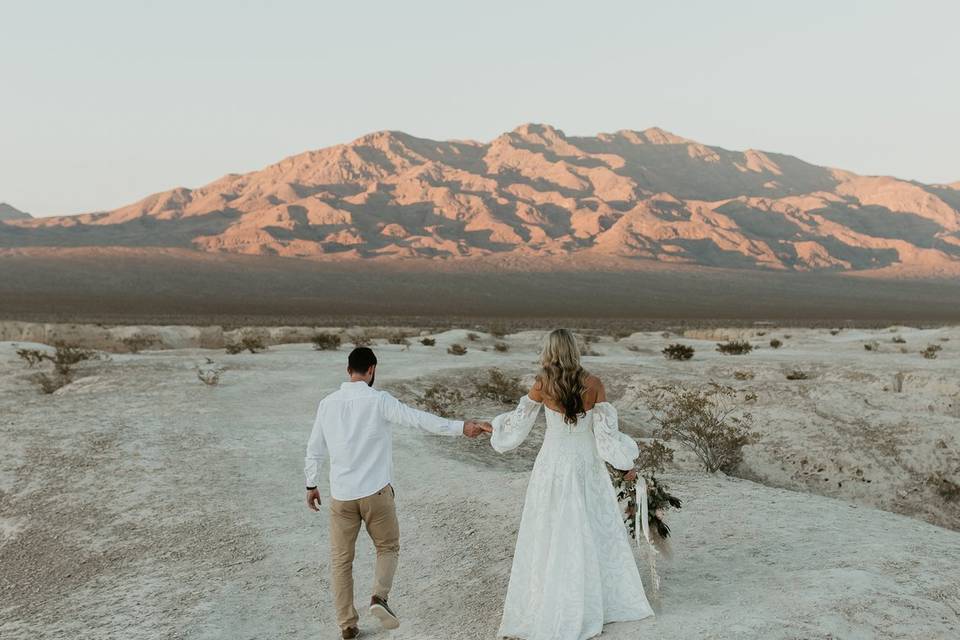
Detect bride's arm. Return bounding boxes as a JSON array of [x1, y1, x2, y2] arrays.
[[591, 379, 640, 470], [490, 381, 543, 453]]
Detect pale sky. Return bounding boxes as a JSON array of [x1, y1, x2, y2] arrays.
[[2, 0, 958, 217]]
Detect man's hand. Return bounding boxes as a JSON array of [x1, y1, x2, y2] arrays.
[[306, 487, 322, 511], [463, 419, 493, 438]]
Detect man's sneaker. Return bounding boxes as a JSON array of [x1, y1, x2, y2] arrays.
[[369, 595, 400, 630], [341, 627, 359, 639]]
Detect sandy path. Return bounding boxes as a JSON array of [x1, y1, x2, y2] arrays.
[[1, 334, 959, 639]]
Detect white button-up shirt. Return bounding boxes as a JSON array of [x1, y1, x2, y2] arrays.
[[304, 381, 464, 501]]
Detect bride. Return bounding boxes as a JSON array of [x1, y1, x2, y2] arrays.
[[490, 328, 654, 640]]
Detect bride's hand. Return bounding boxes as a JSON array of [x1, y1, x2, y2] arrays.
[[624, 469, 638, 482]]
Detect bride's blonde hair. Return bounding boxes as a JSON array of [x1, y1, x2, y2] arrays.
[[538, 328, 587, 425]]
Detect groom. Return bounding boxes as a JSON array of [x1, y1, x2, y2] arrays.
[[305, 346, 491, 639]]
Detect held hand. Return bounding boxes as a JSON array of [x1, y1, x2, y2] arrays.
[[463, 419, 493, 438], [306, 488, 322, 512], [624, 469, 638, 483]]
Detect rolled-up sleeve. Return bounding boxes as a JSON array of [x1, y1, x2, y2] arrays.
[[378, 391, 464, 436]]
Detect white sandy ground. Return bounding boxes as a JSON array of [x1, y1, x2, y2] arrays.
[[1, 327, 959, 639]]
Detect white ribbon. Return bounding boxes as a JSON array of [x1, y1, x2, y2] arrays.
[[636, 476, 653, 549], [636, 476, 661, 592]]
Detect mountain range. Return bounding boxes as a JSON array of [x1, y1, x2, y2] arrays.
[[3, 123, 960, 277]]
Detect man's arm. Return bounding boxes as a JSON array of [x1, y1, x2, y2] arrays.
[[378, 391, 490, 437], [304, 404, 327, 511]]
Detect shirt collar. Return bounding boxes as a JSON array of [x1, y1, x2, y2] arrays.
[[340, 380, 374, 393]]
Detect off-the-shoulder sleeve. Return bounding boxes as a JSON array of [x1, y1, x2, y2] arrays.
[[491, 395, 542, 453], [592, 402, 639, 470]]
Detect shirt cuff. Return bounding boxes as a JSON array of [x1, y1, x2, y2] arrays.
[[449, 420, 465, 436]]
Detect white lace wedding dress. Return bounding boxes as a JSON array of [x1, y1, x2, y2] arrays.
[[491, 396, 654, 640]]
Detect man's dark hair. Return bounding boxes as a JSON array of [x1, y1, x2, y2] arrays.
[[348, 347, 377, 373]]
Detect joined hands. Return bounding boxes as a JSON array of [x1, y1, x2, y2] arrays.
[[463, 419, 493, 438]]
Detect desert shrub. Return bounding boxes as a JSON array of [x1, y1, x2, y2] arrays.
[[734, 370, 754, 381], [386, 332, 410, 346], [662, 344, 694, 361], [16, 348, 47, 368], [122, 334, 159, 353], [225, 335, 266, 354], [635, 439, 674, 475], [311, 332, 342, 351], [892, 372, 905, 393], [448, 344, 467, 356], [864, 341, 880, 352], [33, 372, 69, 394], [612, 330, 633, 341], [940, 337, 950, 342], [487, 323, 509, 338], [660, 331, 671, 339], [922, 344, 943, 359], [769, 338, 782, 349], [420, 337, 436, 346], [892, 335, 906, 344], [626, 345, 642, 352], [927, 473, 960, 502], [830, 329, 840, 336], [419, 383, 463, 418], [784, 334, 792, 339], [472, 368, 524, 404], [350, 333, 373, 347], [648, 383, 759, 474], [466, 332, 480, 342], [716, 340, 752, 355], [494, 342, 509, 352], [756, 331, 767, 337], [785, 370, 809, 380], [51, 342, 97, 376]]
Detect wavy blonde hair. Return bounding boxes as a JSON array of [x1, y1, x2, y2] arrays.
[[538, 328, 588, 424]]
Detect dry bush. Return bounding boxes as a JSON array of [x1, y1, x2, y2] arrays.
[[756, 331, 767, 337], [769, 338, 783, 349], [892, 335, 906, 344], [420, 337, 436, 346], [33, 372, 69, 394], [662, 344, 694, 361], [922, 344, 943, 359], [784, 334, 792, 339], [660, 331, 672, 339], [226, 335, 266, 354], [419, 383, 464, 418], [612, 330, 633, 341], [648, 383, 759, 474], [626, 345, 642, 352], [122, 334, 159, 353], [785, 370, 809, 380], [494, 342, 509, 352], [51, 342, 97, 376], [311, 332, 342, 351], [16, 348, 47, 368], [864, 341, 880, 352], [635, 439, 674, 475], [472, 368, 524, 404], [927, 473, 959, 502], [448, 343, 467, 356], [466, 332, 480, 342], [487, 323, 509, 339], [716, 340, 752, 355], [830, 329, 841, 336], [892, 372, 905, 393], [734, 370, 754, 381], [387, 332, 411, 345], [350, 333, 373, 347]]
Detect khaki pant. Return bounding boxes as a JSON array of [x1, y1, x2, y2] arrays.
[[328, 484, 400, 631]]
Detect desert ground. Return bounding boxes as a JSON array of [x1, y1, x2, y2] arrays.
[[1, 324, 959, 639]]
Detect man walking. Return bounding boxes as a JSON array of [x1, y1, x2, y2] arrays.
[[305, 347, 491, 638]]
